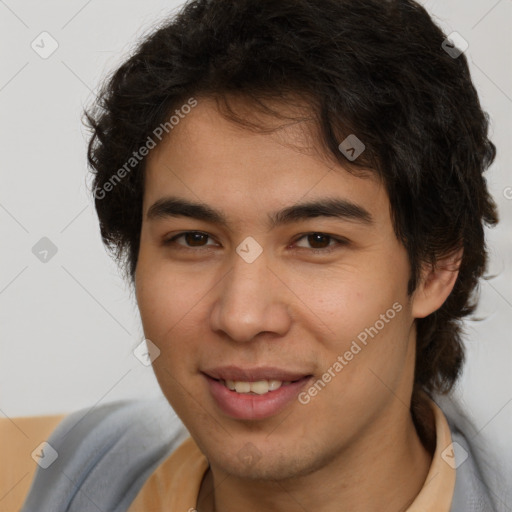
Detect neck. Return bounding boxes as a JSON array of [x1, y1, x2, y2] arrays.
[[197, 399, 434, 512]]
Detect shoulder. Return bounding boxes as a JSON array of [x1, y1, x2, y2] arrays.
[[21, 397, 189, 512], [434, 395, 500, 512], [449, 428, 496, 512]]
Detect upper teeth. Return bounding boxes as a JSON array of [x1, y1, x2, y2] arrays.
[[223, 379, 291, 394]]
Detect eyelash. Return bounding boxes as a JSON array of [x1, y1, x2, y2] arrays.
[[162, 231, 348, 255]]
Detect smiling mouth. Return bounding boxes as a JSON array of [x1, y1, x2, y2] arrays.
[[204, 373, 314, 420], [216, 378, 306, 395]]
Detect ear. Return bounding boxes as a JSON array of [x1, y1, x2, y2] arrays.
[[411, 248, 463, 319]]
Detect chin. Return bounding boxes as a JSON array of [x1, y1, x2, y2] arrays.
[[208, 441, 330, 482]]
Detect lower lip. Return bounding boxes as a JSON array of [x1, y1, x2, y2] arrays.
[[204, 374, 312, 420]]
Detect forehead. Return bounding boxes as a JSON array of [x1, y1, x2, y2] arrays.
[[142, 96, 389, 230]]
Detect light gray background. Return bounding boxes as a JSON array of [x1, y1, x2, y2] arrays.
[[1, 0, 511, 502]]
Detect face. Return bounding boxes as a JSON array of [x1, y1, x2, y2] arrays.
[[135, 96, 418, 481]]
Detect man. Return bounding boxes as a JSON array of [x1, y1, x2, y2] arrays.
[[21, 0, 501, 510]]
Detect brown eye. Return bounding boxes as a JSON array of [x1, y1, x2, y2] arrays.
[[163, 231, 216, 248], [183, 232, 209, 246], [306, 234, 331, 249], [293, 232, 348, 254]]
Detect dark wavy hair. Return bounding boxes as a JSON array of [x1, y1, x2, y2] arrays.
[[85, 0, 498, 434]]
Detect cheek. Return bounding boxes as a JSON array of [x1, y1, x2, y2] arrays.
[[296, 264, 406, 343], [135, 265, 200, 407], [135, 257, 218, 386], [136, 271, 175, 340], [301, 262, 412, 391], [135, 256, 208, 339]]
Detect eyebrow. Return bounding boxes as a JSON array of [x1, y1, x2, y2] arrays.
[[146, 196, 373, 229]]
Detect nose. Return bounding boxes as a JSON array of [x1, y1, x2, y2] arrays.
[[209, 248, 292, 343]]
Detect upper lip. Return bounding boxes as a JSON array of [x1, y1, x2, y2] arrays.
[[202, 366, 312, 382]]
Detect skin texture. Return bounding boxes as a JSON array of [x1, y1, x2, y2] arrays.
[[135, 96, 460, 512]]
